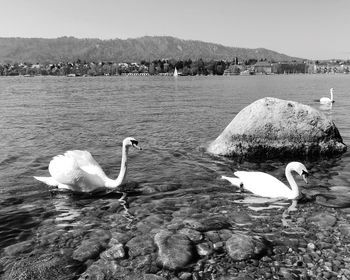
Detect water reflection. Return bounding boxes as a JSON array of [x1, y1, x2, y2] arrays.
[[50, 193, 82, 228], [319, 102, 333, 113], [232, 196, 289, 211]]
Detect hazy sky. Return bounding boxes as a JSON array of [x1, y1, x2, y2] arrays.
[[0, 0, 349, 60]]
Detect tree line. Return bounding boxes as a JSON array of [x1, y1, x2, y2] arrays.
[[0, 58, 260, 76], [1, 58, 348, 76]]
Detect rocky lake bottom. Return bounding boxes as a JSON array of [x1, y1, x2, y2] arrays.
[[2, 186, 350, 280]]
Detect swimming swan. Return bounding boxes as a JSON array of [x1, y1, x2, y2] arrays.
[[320, 88, 334, 104], [221, 162, 308, 199], [34, 137, 142, 193]]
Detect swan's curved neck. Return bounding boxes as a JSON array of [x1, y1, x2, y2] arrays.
[[330, 89, 334, 101], [106, 144, 129, 189], [285, 164, 299, 199]]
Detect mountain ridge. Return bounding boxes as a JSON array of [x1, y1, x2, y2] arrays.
[[0, 36, 304, 64]]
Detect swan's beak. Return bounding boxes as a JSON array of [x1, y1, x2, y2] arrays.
[[302, 175, 308, 184], [302, 171, 309, 184], [133, 144, 142, 150]]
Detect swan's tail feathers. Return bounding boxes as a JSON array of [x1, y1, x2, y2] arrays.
[[221, 175, 243, 188], [33, 176, 59, 187]]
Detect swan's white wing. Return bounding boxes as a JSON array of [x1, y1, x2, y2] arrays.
[[49, 155, 82, 185], [33, 176, 59, 186], [234, 171, 291, 198], [320, 97, 331, 104], [64, 150, 107, 179], [221, 175, 242, 187], [48, 154, 105, 192]]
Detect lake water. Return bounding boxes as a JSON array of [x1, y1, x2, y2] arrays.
[[1, 74, 350, 277]]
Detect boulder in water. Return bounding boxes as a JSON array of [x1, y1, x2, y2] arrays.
[[208, 97, 347, 159]]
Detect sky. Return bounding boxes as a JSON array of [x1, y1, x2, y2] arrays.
[[0, 0, 349, 60]]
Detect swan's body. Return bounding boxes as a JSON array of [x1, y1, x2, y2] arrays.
[[34, 137, 141, 193], [320, 88, 334, 104], [222, 162, 308, 199]]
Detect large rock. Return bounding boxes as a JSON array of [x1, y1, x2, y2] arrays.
[[208, 97, 346, 159]]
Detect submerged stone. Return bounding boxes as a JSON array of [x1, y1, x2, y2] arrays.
[[208, 97, 346, 159], [225, 234, 268, 261], [3, 240, 34, 256], [339, 223, 350, 237], [126, 235, 156, 258], [314, 186, 350, 208], [183, 216, 231, 232], [78, 259, 127, 280], [100, 243, 125, 260], [307, 212, 337, 228], [73, 239, 104, 262], [154, 230, 195, 270]]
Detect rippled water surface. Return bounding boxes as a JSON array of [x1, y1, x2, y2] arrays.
[[1, 75, 350, 274]]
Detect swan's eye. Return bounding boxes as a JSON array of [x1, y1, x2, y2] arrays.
[[301, 170, 309, 177], [131, 140, 138, 146]]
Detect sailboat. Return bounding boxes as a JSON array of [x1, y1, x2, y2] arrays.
[[174, 67, 178, 77]]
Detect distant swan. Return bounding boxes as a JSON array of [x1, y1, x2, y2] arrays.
[[34, 137, 142, 193], [320, 88, 334, 104], [221, 162, 308, 200]]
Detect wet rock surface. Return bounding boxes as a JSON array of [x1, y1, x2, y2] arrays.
[[208, 97, 347, 159]]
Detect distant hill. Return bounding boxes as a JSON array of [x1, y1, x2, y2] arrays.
[[0, 36, 303, 64]]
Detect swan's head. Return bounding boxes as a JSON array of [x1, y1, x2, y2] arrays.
[[123, 137, 142, 150], [290, 162, 309, 183]]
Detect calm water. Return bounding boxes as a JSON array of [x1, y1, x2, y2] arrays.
[[0, 74, 350, 254]]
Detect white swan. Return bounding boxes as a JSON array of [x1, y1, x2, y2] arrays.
[[34, 137, 141, 193], [320, 88, 334, 104], [221, 162, 308, 199]]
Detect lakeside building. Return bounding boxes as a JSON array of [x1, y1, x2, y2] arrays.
[[272, 62, 308, 74], [223, 65, 242, 75], [311, 64, 350, 74], [254, 61, 273, 74]]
